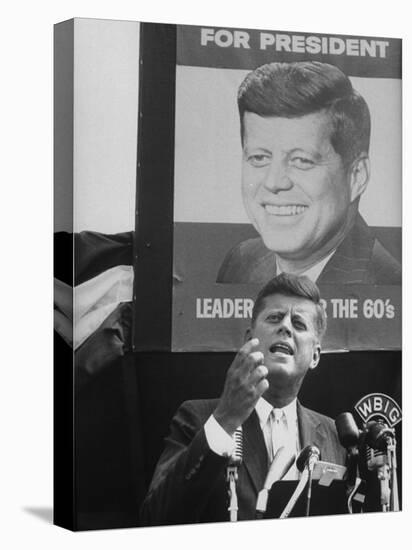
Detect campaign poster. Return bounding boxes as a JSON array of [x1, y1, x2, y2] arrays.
[[172, 26, 401, 352]]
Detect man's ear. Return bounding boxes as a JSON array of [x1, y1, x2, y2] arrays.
[[349, 154, 370, 203], [309, 343, 321, 370]]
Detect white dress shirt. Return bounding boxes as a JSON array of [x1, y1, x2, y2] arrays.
[[204, 397, 300, 480]]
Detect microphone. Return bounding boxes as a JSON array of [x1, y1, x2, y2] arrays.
[[296, 445, 320, 473], [229, 426, 243, 466], [366, 421, 395, 452], [335, 412, 360, 450], [335, 412, 364, 513], [350, 393, 401, 513], [279, 445, 320, 519], [296, 445, 320, 517], [365, 421, 394, 473], [364, 421, 398, 512], [366, 444, 387, 472], [255, 446, 296, 518], [227, 427, 243, 521]]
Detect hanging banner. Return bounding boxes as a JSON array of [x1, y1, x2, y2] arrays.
[[171, 25, 401, 352]]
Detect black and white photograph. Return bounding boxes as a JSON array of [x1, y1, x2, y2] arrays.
[[51, 17, 402, 532], [2, 2, 409, 550]]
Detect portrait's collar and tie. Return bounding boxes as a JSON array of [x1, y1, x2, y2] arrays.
[[275, 249, 335, 283]]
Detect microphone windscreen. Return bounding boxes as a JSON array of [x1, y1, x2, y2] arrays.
[[335, 412, 360, 448], [296, 445, 320, 472], [365, 421, 394, 451]]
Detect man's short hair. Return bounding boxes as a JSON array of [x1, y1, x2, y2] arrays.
[[251, 273, 327, 340], [238, 61, 371, 166]]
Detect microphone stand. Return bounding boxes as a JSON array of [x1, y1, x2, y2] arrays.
[[305, 463, 314, 516], [345, 449, 361, 513], [377, 462, 390, 512], [388, 435, 399, 512], [279, 469, 309, 519], [304, 451, 320, 516], [280, 445, 320, 518], [227, 464, 239, 522], [368, 424, 397, 512], [226, 427, 243, 522], [304, 450, 319, 516]]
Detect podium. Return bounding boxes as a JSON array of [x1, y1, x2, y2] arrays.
[[264, 480, 348, 518]]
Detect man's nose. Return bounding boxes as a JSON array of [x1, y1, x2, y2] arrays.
[[263, 160, 293, 193], [276, 315, 292, 337]]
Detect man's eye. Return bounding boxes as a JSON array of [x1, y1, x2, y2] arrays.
[[267, 314, 281, 323], [290, 157, 315, 170], [247, 154, 271, 167], [293, 319, 307, 330]]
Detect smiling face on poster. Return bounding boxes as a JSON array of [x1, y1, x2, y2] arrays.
[[241, 111, 362, 269]]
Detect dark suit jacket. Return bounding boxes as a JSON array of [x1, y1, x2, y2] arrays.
[[217, 215, 401, 285], [140, 399, 346, 526]]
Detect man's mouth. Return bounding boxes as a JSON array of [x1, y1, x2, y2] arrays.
[[264, 204, 307, 216], [269, 342, 294, 355]]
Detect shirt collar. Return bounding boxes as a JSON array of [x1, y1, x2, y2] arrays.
[[255, 396, 298, 428]]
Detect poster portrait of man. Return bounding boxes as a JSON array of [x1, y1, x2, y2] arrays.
[[216, 61, 401, 285]]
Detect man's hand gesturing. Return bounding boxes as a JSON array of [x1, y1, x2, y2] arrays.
[[213, 338, 269, 436]]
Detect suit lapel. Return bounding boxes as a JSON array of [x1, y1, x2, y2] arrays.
[[242, 410, 268, 494], [318, 215, 374, 284], [297, 402, 326, 455]]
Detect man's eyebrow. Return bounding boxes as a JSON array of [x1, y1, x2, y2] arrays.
[[291, 308, 312, 319], [286, 148, 323, 161], [265, 308, 284, 316], [243, 146, 272, 155]]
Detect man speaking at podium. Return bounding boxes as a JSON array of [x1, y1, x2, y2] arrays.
[[140, 274, 345, 525]]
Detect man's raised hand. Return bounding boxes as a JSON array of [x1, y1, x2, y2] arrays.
[[213, 338, 269, 436]]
